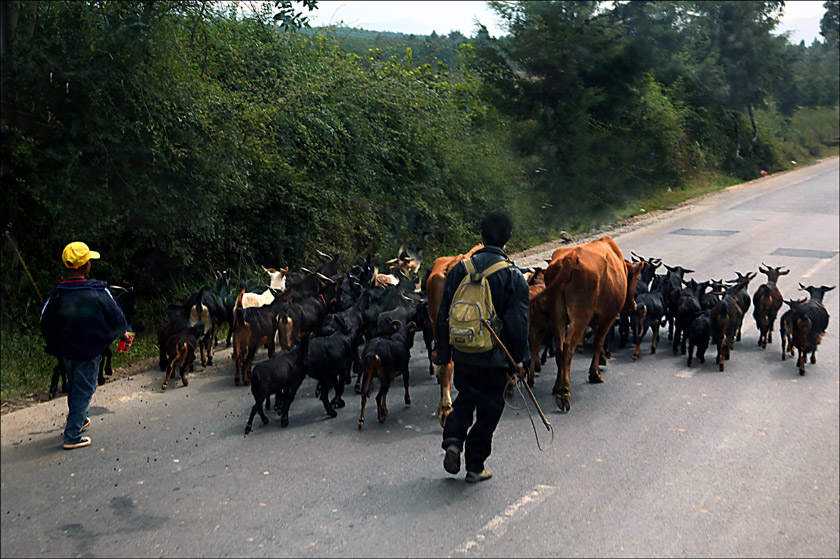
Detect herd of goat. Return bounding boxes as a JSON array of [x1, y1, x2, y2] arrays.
[[50, 241, 830, 433]]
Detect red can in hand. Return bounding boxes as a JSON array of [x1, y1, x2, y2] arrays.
[[117, 332, 135, 353]]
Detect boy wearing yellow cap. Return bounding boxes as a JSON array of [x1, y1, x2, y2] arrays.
[[40, 242, 131, 449]]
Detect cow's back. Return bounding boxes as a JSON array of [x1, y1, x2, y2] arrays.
[[545, 236, 627, 320]]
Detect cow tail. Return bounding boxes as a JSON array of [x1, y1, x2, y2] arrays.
[[537, 250, 580, 302]]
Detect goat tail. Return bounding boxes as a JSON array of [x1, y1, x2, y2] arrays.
[[635, 304, 648, 334], [173, 341, 189, 368], [363, 353, 382, 380]]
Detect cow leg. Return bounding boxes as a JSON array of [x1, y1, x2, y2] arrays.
[[588, 323, 612, 384], [556, 321, 586, 410], [437, 361, 454, 427], [549, 303, 572, 412]]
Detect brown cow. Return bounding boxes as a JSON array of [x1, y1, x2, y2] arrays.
[[527, 268, 549, 388], [542, 236, 644, 412], [426, 244, 483, 427]]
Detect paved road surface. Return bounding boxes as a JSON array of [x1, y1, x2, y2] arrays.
[[2, 158, 838, 558]]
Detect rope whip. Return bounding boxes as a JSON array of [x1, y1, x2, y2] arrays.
[[481, 318, 554, 452]]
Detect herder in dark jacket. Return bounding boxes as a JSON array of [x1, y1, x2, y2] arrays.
[[434, 210, 530, 483], [41, 242, 130, 450]]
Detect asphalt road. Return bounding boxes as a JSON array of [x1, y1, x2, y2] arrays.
[[2, 158, 838, 558]]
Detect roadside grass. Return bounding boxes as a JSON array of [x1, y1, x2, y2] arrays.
[[616, 171, 742, 221]]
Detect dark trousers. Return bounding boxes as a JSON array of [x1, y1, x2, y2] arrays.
[[441, 363, 509, 472]]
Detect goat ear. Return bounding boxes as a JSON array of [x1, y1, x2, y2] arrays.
[[799, 282, 807, 291], [825, 285, 836, 292], [779, 268, 790, 275]]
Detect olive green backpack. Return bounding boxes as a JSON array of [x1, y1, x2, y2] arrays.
[[448, 257, 512, 353]]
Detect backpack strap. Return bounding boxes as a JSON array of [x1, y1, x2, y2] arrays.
[[462, 257, 512, 282], [483, 259, 513, 278]]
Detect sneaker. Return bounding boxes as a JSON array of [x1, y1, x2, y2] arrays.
[[63, 436, 91, 450], [443, 445, 461, 475], [80, 417, 91, 432], [465, 469, 492, 483]]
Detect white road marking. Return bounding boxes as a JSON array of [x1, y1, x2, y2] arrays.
[[454, 484, 558, 555], [802, 257, 836, 279]]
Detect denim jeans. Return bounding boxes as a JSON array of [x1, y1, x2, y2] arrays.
[[62, 355, 100, 445]]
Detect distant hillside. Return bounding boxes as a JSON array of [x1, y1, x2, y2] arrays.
[[307, 26, 471, 68]]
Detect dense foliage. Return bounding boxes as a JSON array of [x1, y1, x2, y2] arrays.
[[1, 0, 838, 399]]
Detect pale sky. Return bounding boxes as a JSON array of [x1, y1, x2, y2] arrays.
[[305, 1, 829, 44]]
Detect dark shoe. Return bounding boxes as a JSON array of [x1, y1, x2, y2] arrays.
[[63, 436, 91, 450], [80, 417, 91, 432], [443, 445, 461, 475], [465, 469, 492, 483]]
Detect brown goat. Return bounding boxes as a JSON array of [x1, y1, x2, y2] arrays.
[[752, 264, 790, 349]]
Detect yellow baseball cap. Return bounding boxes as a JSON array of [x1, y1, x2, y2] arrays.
[[62, 242, 100, 269]]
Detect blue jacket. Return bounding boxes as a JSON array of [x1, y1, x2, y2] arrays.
[[40, 278, 128, 362], [435, 246, 530, 369]]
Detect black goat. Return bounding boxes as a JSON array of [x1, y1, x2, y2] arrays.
[[686, 310, 712, 367], [245, 336, 310, 433], [358, 321, 417, 429]]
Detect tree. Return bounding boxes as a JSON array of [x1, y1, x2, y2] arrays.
[[821, 0, 839, 48], [273, 0, 317, 30]]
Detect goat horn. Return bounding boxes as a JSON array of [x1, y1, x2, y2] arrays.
[[300, 267, 311, 273], [385, 257, 399, 264], [315, 249, 331, 260], [316, 272, 335, 284]]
